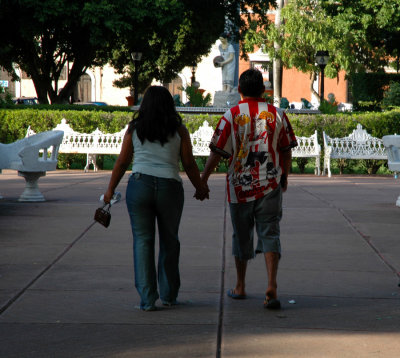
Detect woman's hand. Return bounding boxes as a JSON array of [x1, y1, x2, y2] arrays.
[[103, 189, 114, 204]]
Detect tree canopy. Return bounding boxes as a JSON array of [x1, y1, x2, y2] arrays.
[[0, 0, 274, 104], [243, 0, 400, 101]]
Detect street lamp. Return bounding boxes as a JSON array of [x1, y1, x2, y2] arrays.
[[315, 50, 329, 102], [190, 62, 197, 86], [131, 52, 143, 105]]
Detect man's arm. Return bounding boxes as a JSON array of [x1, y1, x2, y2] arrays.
[[201, 151, 222, 183]]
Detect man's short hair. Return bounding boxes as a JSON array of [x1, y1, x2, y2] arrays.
[[239, 68, 265, 97]]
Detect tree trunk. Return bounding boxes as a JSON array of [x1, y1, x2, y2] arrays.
[[273, 0, 285, 106], [310, 71, 320, 103], [52, 61, 87, 104]]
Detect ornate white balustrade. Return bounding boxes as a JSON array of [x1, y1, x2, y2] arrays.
[[323, 124, 387, 177]]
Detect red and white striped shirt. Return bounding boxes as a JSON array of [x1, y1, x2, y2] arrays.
[[210, 97, 297, 203]]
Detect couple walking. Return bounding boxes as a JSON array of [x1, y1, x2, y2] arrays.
[[104, 69, 298, 311]]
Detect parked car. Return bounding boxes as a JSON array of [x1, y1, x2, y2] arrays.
[[74, 101, 108, 106], [13, 97, 39, 105]]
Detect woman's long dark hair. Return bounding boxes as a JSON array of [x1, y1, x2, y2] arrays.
[[128, 86, 182, 145]]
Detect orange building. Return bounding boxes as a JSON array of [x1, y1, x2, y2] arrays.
[[238, 53, 349, 106]]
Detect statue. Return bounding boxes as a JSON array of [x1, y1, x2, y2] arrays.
[[214, 32, 235, 93]]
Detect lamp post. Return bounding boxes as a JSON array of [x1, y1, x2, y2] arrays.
[[315, 50, 329, 102], [131, 52, 143, 105], [190, 63, 197, 86]]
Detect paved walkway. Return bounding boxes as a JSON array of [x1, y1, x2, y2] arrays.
[[0, 170, 399, 358]]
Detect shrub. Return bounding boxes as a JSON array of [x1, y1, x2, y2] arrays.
[[179, 85, 212, 107], [382, 81, 400, 109], [1, 107, 400, 175]]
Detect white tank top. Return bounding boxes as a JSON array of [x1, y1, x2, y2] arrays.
[[131, 130, 182, 182]]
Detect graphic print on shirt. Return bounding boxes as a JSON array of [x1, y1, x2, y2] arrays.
[[233, 114, 250, 175], [231, 111, 279, 191]]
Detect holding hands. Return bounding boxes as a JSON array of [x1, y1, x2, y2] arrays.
[[194, 181, 210, 201]]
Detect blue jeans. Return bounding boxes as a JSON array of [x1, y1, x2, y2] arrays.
[[126, 173, 184, 309]]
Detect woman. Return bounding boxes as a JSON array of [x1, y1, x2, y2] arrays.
[[103, 86, 209, 311]]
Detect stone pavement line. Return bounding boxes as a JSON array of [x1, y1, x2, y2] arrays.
[[299, 185, 400, 281], [0, 173, 114, 316], [0, 220, 97, 315], [216, 188, 228, 358]]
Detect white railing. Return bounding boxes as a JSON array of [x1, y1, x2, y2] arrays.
[[323, 124, 387, 177]]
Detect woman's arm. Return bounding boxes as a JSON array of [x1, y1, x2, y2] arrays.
[[178, 125, 209, 200], [103, 131, 133, 203]]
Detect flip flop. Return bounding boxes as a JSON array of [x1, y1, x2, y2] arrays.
[[264, 296, 281, 310], [227, 288, 247, 299]]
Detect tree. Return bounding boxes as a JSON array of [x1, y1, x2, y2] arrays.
[[0, 0, 132, 104], [321, 0, 400, 72], [110, 0, 275, 97], [0, 0, 274, 104], [245, 0, 343, 102], [243, 0, 400, 103]]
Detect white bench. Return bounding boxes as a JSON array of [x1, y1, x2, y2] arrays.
[[383, 134, 400, 207], [27, 119, 128, 172], [323, 124, 387, 177], [292, 130, 321, 175], [54, 119, 128, 172], [0, 131, 64, 201], [28, 119, 216, 171]]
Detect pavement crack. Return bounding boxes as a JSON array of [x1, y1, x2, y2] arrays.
[[216, 188, 227, 358], [0, 221, 97, 316]]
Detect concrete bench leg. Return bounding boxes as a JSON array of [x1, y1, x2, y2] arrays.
[[18, 171, 46, 202]]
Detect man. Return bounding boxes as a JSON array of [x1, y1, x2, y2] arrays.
[[201, 68, 297, 309]]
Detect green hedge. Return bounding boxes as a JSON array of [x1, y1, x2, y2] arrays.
[[1, 108, 400, 173], [0, 108, 133, 143]]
